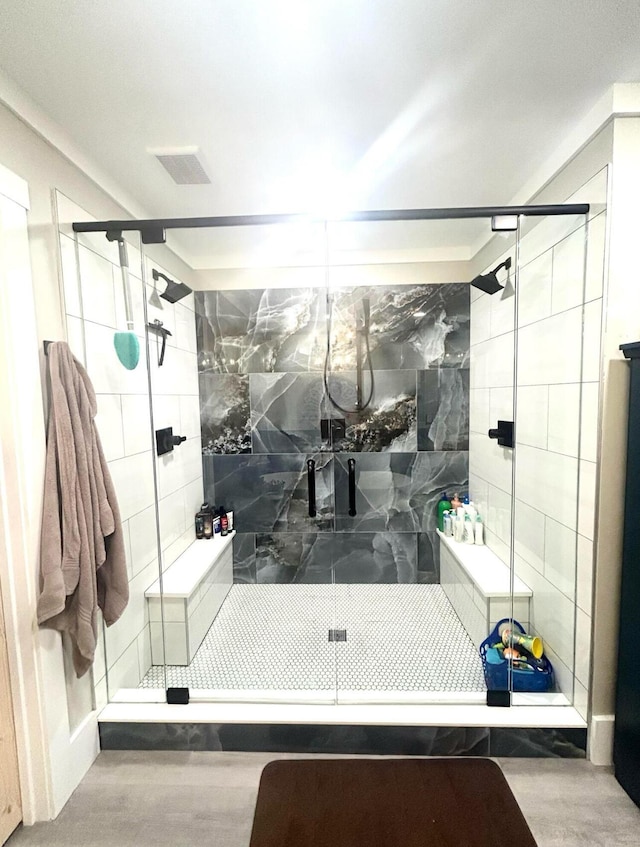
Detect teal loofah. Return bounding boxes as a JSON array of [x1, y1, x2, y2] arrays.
[[114, 332, 140, 370]]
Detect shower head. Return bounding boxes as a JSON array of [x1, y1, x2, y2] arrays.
[[470, 257, 512, 296], [152, 269, 193, 303]]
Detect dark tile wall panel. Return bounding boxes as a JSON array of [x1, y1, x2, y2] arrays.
[[326, 369, 417, 452], [334, 451, 469, 533], [332, 532, 418, 583], [250, 373, 329, 453], [326, 284, 469, 371], [256, 534, 333, 583], [196, 288, 325, 373], [232, 532, 257, 583], [418, 369, 469, 451], [417, 532, 442, 583], [254, 533, 418, 584], [200, 373, 251, 454], [205, 453, 334, 534]]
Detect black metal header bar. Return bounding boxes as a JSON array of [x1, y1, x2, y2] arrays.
[[71, 204, 590, 244]]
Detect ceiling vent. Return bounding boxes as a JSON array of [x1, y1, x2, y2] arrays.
[[148, 146, 211, 185]]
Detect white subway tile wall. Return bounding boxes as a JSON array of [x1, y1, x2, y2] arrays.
[[56, 195, 203, 700], [469, 178, 606, 716]]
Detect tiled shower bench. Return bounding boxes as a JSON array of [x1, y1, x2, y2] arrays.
[[437, 531, 532, 647], [146, 532, 235, 665]]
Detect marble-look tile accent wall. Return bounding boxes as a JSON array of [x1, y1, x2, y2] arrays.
[[196, 283, 470, 584]]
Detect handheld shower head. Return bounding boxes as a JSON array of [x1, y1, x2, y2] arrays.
[[470, 257, 512, 296]]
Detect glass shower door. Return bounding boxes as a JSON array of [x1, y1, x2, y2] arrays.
[[510, 193, 603, 712], [324, 219, 485, 705], [149, 220, 341, 703], [60, 220, 168, 707]]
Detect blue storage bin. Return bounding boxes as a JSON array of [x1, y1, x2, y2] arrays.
[[479, 618, 554, 693]]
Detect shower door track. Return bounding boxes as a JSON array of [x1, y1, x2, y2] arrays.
[[72, 203, 590, 244]]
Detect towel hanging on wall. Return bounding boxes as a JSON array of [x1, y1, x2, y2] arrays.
[[37, 341, 129, 677]]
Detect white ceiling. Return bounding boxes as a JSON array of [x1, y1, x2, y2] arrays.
[[1, 0, 640, 268]]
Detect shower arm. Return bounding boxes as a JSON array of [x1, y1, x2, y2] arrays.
[[152, 268, 175, 287], [493, 256, 512, 275]]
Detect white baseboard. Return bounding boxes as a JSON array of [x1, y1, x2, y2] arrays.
[[589, 714, 615, 765]]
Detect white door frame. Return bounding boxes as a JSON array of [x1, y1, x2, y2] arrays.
[[0, 162, 52, 822], [0, 161, 99, 824]]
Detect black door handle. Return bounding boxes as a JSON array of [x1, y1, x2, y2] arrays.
[[348, 458, 357, 516], [307, 459, 316, 517]]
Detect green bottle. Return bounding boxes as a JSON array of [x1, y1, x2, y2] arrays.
[[437, 492, 451, 532]]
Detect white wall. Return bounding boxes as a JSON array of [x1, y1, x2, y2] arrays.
[[193, 260, 472, 290], [469, 169, 607, 717], [55, 193, 203, 703]]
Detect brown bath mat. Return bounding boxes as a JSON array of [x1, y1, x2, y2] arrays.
[[249, 758, 537, 846]]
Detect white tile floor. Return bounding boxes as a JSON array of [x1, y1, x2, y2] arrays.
[[140, 584, 487, 695]]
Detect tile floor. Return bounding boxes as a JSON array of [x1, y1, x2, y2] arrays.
[[7, 752, 640, 846], [140, 584, 487, 695]]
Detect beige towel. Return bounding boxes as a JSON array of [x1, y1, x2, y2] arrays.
[[37, 342, 129, 676]]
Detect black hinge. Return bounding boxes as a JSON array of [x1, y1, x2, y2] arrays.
[[166, 687, 190, 704], [328, 629, 347, 642], [486, 690, 511, 707], [488, 420, 514, 449]]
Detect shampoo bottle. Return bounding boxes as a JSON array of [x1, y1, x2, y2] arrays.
[[198, 503, 213, 539], [219, 505, 229, 537], [195, 509, 205, 540], [437, 492, 452, 532]]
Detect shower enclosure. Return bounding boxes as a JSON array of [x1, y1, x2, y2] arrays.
[[60, 183, 606, 717]]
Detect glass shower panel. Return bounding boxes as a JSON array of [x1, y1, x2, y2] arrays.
[[511, 209, 591, 707], [324, 217, 489, 704], [151, 220, 340, 702], [68, 228, 167, 705]]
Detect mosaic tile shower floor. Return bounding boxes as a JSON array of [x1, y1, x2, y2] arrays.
[[140, 584, 487, 694]]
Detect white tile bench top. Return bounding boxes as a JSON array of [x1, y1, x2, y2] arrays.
[[145, 532, 235, 599], [437, 531, 531, 598]]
